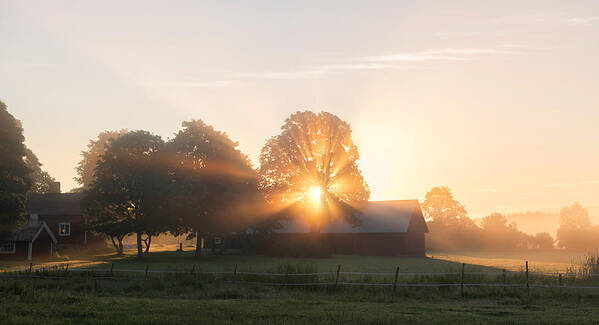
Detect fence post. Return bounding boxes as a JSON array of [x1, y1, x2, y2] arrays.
[[64, 264, 69, 277], [28, 263, 33, 277], [393, 266, 399, 295], [460, 263, 465, 297], [145, 264, 149, 280], [525, 261, 530, 298], [559, 273, 563, 294], [335, 264, 341, 291], [502, 269, 507, 293], [233, 264, 238, 284]]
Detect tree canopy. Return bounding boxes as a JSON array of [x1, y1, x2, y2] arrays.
[[166, 120, 260, 256], [556, 202, 597, 250], [0, 100, 32, 241], [24, 148, 56, 194], [74, 129, 128, 190], [421, 186, 468, 225], [258, 111, 370, 233], [82, 130, 169, 257]]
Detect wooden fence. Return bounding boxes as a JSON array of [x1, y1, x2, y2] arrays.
[[2, 261, 599, 296]]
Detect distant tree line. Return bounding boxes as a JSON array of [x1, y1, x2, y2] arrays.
[[423, 187, 598, 252]]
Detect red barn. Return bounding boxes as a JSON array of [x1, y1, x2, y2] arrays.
[[275, 200, 429, 256]]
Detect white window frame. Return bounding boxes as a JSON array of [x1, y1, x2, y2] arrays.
[[0, 242, 16, 254], [58, 222, 71, 236]]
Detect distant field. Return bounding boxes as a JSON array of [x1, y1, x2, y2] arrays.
[[431, 250, 592, 272]]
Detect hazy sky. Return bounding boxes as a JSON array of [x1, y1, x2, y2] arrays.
[[1, 0, 598, 218]]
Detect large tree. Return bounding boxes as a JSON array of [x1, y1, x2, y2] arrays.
[[421, 186, 468, 225], [74, 129, 128, 191], [0, 101, 32, 241], [556, 202, 597, 250], [166, 120, 259, 257], [421, 186, 482, 251], [83, 130, 169, 257], [258, 111, 370, 233], [24, 148, 56, 194]]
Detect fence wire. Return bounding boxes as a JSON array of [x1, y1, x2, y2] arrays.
[[3, 263, 599, 291]]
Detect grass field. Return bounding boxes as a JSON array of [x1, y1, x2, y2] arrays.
[[2, 248, 598, 324], [1, 246, 500, 274], [431, 250, 592, 273]]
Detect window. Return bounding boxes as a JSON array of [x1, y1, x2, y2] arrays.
[[0, 242, 16, 254], [59, 223, 71, 236]]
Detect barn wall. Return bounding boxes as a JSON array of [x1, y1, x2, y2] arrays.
[[270, 232, 426, 257], [39, 215, 86, 246], [0, 242, 29, 260]]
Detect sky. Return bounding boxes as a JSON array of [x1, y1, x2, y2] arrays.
[[1, 0, 598, 218]]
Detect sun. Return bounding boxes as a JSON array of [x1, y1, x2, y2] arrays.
[[309, 187, 322, 201]]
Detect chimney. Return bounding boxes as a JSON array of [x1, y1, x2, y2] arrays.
[[49, 181, 61, 194], [29, 214, 39, 226]]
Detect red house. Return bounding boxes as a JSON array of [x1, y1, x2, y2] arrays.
[[27, 190, 102, 248], [274, 200, 429, 256], [0, 222, 57, 260]]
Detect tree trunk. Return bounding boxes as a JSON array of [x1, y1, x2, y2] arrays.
[[117, 236, 124, 254], [195, 231, 202, 258], [136, 232, 143, 257], [110, 236, 121, 254], [144, 235, 152, 253]]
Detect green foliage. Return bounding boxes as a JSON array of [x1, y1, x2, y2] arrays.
[[165, 120, 260, 254], [0, 100, 32, 241], [23, 148, 56, 194], [83, 130, 169, 257], [74, 129, 129, 189]]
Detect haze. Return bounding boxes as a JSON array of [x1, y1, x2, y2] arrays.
[[1, 0, 598, 218]]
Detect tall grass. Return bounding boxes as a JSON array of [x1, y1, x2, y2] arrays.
[[566, 251, 599, 278]]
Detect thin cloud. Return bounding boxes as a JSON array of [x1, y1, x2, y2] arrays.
[[497, 13, 599, 26], [149, 80, 235, 88], [236, 63, 419, 80], [478, 189, 498, 193], [154, 46, 521, 83], [362, 47, 519, 62]]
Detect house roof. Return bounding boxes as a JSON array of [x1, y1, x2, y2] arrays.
[[276, 200, 429, 234], [27, 193, 84, 216], [10, 222, 57, 244]]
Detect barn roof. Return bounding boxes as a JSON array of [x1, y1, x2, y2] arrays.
[[27, 193, 84, 216], [10, 222, 57, 243], [276, 200, 429, 234]]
